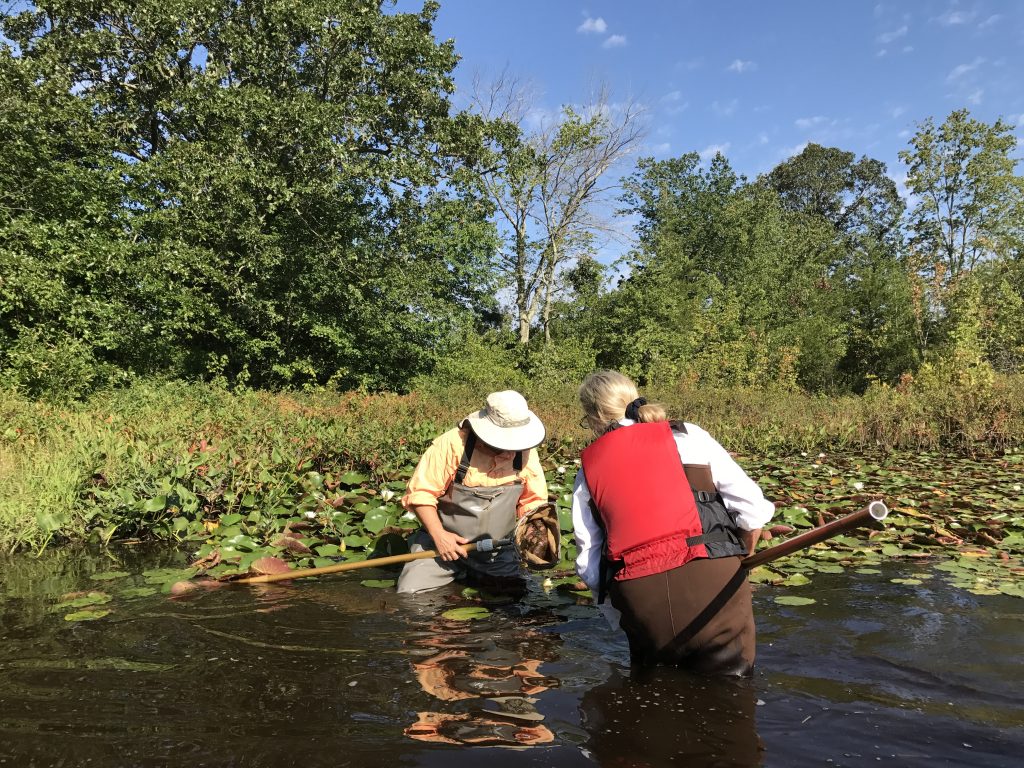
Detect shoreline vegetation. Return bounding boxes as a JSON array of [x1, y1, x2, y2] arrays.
[[3, 379, 1022, 604]]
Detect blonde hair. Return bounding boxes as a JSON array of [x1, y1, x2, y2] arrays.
[[578, 370, 667, 434]]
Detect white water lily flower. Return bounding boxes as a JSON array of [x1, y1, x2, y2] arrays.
[[800, 452, 808, 457], [304, 511, 317, 520], [380, 488, 395, 502], [818, 453, 826, 458], [401, 511, 417, 521], [852, 481, 864, 491], [557, 466, 566, 475]]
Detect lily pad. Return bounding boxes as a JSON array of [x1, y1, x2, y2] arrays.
[[249, 556, 291, 575], [441, 606, 491, 621], [360, 579, 396, 589], [774, 596, 817, 606], [90, 571, 130, 581], [64, 609, 112, 622], [120, 587, 158, 598], [53, 592, 112, 610]]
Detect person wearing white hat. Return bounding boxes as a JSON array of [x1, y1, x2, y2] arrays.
[[397, 390, 548, 594]]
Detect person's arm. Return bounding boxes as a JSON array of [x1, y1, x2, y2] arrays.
[[571, 470, 603, 595], [572, 469, 621, 629], [516, 449, 549, 518], [402, 431, 469, 561]]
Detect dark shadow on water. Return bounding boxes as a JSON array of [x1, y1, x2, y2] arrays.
[[579, 665, 764, 767]]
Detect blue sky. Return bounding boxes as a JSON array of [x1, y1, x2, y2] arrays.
[[427, 0, 1024, 197]]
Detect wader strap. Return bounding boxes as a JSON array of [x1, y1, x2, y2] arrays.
[[454, 430, 477, 485], [589, 498, 620, 604], [455, 432, 523, 484], [685, 530, 735, 547]]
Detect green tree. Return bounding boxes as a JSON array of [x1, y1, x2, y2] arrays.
[[765, 143, 918, 389], [899, 109, 1024, 282], [607, 153, 842, 389], [1, 0, 493, 396], [472, 80, 644, 343]]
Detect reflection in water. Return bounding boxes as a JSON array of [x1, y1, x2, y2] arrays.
[[403, 611, 562, 748], [579, 666, 764, 767], [2, 548, 1021, 767]]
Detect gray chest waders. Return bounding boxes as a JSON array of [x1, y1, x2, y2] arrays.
[[437, 430, 523, 566]]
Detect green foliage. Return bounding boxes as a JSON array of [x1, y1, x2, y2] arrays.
[[4, 378, 1024, 556], [0, 0, 494, 397], [899, 109, 1024, 280]]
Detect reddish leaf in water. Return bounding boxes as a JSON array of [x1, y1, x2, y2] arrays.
[[769, 525, 795, 536], [271, 535, 312, 555], [169, 580, 201, 596], [191, 549, 221, 571], [250, 556, 291, 575]]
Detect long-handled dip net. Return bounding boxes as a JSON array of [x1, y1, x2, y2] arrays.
[[513, 503, 561, 570]]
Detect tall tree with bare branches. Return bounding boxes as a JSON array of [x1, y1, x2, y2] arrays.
[[472, 79, 645, 342]]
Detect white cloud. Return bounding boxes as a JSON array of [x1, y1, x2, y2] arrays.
[[877, 25, 908, 44], [795, 115, 831, 130], [577, 16, 607, 34], [661, 91, 688, 115], [651, 142, 672, 154], [967, 88, 983, 105], [602, 34, 627, 48], [978, 14, 1001, 29], [946, 57, 984, 82], [699, 142, 731, 161], [903, 45, 915, 53], [780, 142, 808, 159], [522, 106, 557, 132], [935, 9, 976, 26], [889, 105, 907, 119], [726, 59, 756, 74], [888, 171, 910, 199], [711, 99, 738, 117], [877, 48, 888, 58]]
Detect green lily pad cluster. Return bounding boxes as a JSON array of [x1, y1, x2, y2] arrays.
[[52, 442, 1024, 606], [49, 566, 187, 621], [742, 450, 1023, 597]]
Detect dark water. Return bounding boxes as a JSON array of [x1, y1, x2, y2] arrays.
[[1, 548, 1021, 767]]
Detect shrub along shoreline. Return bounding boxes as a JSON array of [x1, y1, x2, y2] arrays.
[[2, 375, 1024, 555]]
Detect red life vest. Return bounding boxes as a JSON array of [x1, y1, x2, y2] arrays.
[[581, 421, 734, 581]]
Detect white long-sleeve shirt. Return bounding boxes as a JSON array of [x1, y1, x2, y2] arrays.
[[571, 420, 775, 629]]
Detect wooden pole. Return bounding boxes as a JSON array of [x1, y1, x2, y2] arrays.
[[742, 501, 889, 570], [234, 541, 488, 585]]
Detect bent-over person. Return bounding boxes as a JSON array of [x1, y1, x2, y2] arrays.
[[572, 371, 774, 674], [397, 391, 548, 595]]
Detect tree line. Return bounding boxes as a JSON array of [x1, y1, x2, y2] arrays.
[[2, 1, 1023, 400]]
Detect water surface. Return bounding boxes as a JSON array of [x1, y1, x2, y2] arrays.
[[1, 547, 1021, 767]]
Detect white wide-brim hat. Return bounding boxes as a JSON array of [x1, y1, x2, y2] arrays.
[[464, 390, 546, 452]]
